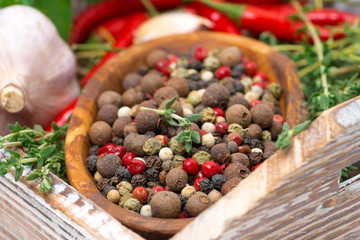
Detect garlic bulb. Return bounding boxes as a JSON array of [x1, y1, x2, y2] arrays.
[[0, 6, 79, 135], [134, 11, 213, 44]]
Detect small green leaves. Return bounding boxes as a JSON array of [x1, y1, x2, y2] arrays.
[[186, 114, 203, 122], [165, 97, 177, 109], [191, 131, 201, 144], [276, 121, 311, 150], [0, 122, 67, 193]]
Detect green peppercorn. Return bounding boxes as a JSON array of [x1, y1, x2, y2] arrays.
[[262, 130, 272, 143], [201, 107, 216, 123], [173, 155, 186, 168], [169, 137, 187, 155], [176, 57, 189, 68], [124, 198, 141, 212], [203, 56, 220, 70], [116, 181, 133, 195], [192, 151, 212, 166], [119, 192, 132, 207], [266, 83, 282, 99], [171, 67, 189, 78], [143, 138, 163, 156], [228, 123, 247, 136], [262, 91, 277, 104], [186, 90, 201, 107]]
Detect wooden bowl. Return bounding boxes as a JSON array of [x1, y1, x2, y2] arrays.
[[65, 32, 308, 239]]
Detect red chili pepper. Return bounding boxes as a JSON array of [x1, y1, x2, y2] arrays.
[[80, 12, 148, 86], [95, 15, 129, 41], [45, 98, 78, 132], [71, 0, 183, 43], [199, 0, 344, 42], [225, 0, 308, 5], [184, 2, 241, 34]]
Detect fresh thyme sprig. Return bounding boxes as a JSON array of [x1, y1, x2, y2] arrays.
[[0, 122, 67, 193], [140, 97, 203, 152], [275, 120, 311, 150]]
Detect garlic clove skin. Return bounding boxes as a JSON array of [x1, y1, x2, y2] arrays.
[[134, 11, 213, 44], [0, 6, 79, 135]]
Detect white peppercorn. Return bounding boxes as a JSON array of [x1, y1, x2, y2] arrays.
[[159, 147, 173, 161], [202, 122, 216, 133], [202, 133, 215, 148], [117, 106, 131, 118]]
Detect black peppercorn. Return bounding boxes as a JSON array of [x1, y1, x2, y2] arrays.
[[145, 131, 156, 138], [199, 179, 214, 194], [188, 60, 202, 71], [188, 80, 201, 90], [103, 186, 116, 196], [97, 178, 111, 192], [212, 174, 226, 191], [111, 136, 123, 146], [146, 155, 162, 170], [145, 168, 159, 182], [234, 81, 245, 93], [115, 166, 133, 182], [249, 151, 263, 165], [231, 64, 245, 78], [138, 65, 149, 76], [131, 174, 147, 188], [242, 134, 252, 146], [86, 154, 98, 172], [249, 139, 265, 152], [88, 145, 100, 155], [178, 194, 188, 211], [227, 141, 238, 154]]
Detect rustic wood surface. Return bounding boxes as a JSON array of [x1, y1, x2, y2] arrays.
[[173, 96, 360, 240], [0, 149, 143, 240], [65, 32, 308, 239]]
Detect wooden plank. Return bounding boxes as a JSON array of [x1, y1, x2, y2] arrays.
[[0, 149, 144, 240], [172, 96, 360, 240]]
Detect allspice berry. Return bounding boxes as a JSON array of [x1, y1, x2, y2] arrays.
[[208, 189, 222, 204], [153, 87, 179, 105], [97, 104, 118, 126], [150, 191, 181, 218], [223, 163, 250, 180], [97, 90, 122, 108], [89, 121, 112, 146], [112, 116, 132, 138], [219, 46, 242, 67], [123, 133, 139, 152], [227, 95, 250, 109], [146, 48, 167, 67], [130, 134, 149, 157], [202, 83, 230, 108], [122, 72, 142, 91], [122, 88, 144, 107], [186, 192, 211, 217], [167, 77, 190, 97], [159, 99, 183, 117], [231, 153, 250, 168], [123, 123, 138, 137], [96, 154, 121, 178], [221, 177, 242, 195], [135, 110, 160, 134], [250, 104, 274, 128], [141, 73, 164, 95], [269, 120, 283, 140], [246, 123, 263, 140], [226, 104, 252, 128], [165, 168, 188, 192], [210, 143, 231, 165]]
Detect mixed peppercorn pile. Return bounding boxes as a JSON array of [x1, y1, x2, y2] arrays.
[[86, 45, 284, 218]]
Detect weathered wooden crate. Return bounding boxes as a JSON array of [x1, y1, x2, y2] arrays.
[[1, 96, 360, 239]]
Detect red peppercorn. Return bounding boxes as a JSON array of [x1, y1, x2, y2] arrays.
[[194, 177, 207, 191], [215, 65, 231, 80], [154, 135, 168, 147], [253, 72, 268, 82], [228, 133, 243, 145], [273, 114, 284, 124], [156, 59, 168, 72], [194, 46, 208, 61], [127, 157, 145, 175], [200, 129, 207, 136], [215, 122, 228, 135], [201, 161, 220, 178], [151, 186, 165, 193], [213, 107, 225, 117], [252, 81, 266, 89], [113, 145, 126, 159], [164, 185, 169, 191], [240, 55, 249, 63], [97, 143, 116, 157], [132, 186, 149, 204], [167, 54, 179, 64], [122, 152, 136, 167], [183, 158, 199, 175], [244, 61, 258, 76], [178, 210, 189, 218], [254, 163, 262, 171], [220, 163, 231, 174], [251, 100, 262, 108], [195, 171, 205, 179]]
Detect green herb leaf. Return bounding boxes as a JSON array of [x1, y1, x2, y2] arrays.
[[26, 171, 41, 181], [191, 131, 201, 144], [185, 141, 192, 153], [6, 149, 21, 159], [319, 94, 330, 110], [40, 145, 56, 159], [186, 114, 203, 122], [0, 0, 34, 7], [165, 97, 177, 109], [293, 120, 311, 134], [14, 166, 24, 181]]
